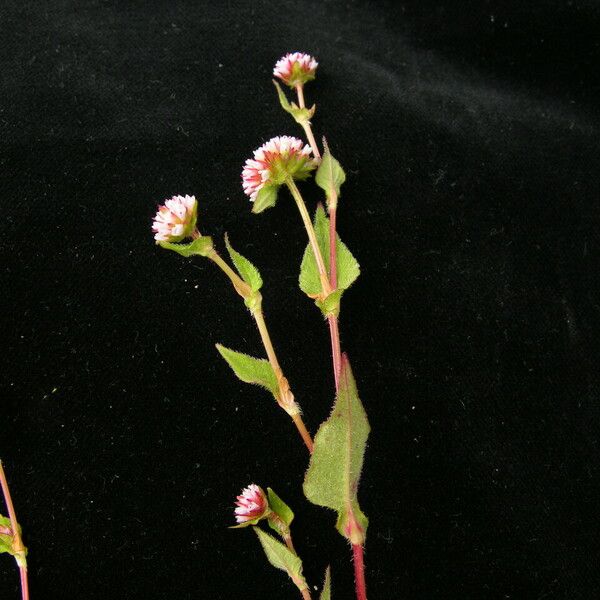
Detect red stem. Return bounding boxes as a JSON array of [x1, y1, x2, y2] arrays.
[[19, 567, 29, 600], [329, 207, 337, 289], [352, 543, 368, 600], [328, 315, 342, 390]]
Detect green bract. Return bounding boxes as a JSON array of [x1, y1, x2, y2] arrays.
[[320, 566, 332, 600], [273, 80, 316, 125], [158, 235, 213, 257]]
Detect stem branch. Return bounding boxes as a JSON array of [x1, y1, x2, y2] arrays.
[[295, 84, 321, 160]]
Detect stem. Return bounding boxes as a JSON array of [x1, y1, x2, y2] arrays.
[[329, 207, 337, 289], [0, 461, 29, 600], [208, 250, 253, 298], [286, 178, 332, 296], [352, 544, 368, 600], [252, 306, 313, 454], [295, 84, 321, 160], [328, 314, 342, 390], [301, 588, 312, 600]]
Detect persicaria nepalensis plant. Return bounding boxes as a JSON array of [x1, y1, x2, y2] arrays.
[[152, 52, 370, 600]]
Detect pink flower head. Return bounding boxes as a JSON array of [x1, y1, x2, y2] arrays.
[[274, 52, 318, 87], [152, 194, 198, 242], [234, 484, 269, 524], [242, 136, 316, 202]]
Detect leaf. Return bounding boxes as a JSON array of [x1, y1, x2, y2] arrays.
[[254, 528, 308, 591], [216, 345, 278, 398], [320, 566, 332, 600], [267, 488, 294, 527], [224, 234, 263, 292], [252, 185, 279, 214], [0, 516, 13, 555], [315, 142, 346, 209], [315, 289, 343, 317], [158, 236, 213, 257], [273, 80, 316, 124], [303, 355, 370, 543], [299, 205, 360, 298]]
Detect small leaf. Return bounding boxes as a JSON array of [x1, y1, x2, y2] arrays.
[[158, 236, 213, 257], [315, 289, 343, 317], [224, 234, 263, 292], [0, 516, 13, 554], [254, 528, 308, 591], [320, 566, 332, 600], [216, 345, 278, 398], [303, 355, 370, 544], [273, 80, 316, 124], [267, 488, 294, 527], [315, 142, 346, 209], [299, 206, 360, 298], [252, 185, 279, 214]]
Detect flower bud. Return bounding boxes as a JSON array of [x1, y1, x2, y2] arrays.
[[273, 52, 318, 88], [242, 136, 317, 202], [152, 194, 198, 242], [234, 484, 269, 525]]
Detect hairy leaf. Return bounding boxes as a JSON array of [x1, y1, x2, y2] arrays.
[[303, 355, 370, 543], [216, 345, 278, 398], [299, 205, 360, 298], [224, 234, 263, 292], [254, 528, 308, 591], [315, 143, 346, 209], [267, 487, 294, 527]]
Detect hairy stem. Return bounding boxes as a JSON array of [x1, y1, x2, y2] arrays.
[[295, 84, 321, 160], [352, 543, 368, 600], [285, 179, 332, 296], [0, 461, 29, 600], [301, 588, 312, 600]]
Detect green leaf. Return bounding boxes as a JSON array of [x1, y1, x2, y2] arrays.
[[320, 566, 332, 600], [315, 289, 343, 317], [158, 236, 213, 257], [252, 185, 279, 214], [299, 205, 360, 298], [0, 516, 13, 554], [303, 355, 370, 544], [224, 235, 263, 292], [315, 142, 346, 209], [267, 488, 294, 527], [216, 345, 278, 398], [273, 80, 316, 124], [254, 528, 308, 591]]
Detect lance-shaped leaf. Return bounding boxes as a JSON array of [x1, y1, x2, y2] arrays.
[[315, 141, 346, 210], [254, 528, 309, 592], [299, 205, 360, 299], [216, 345, 278, 398], [303, 355, 370, 543], [158, 235, 213, 257], [252, 185, 279, 214], [273, 80, 316, 124], [224, 234, 263, 292], [320, 566, 332, 600]]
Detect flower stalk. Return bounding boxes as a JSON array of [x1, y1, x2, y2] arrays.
[[207, 247, 313, 453]]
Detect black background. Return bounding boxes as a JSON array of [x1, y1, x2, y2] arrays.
[[1, 1, 599, 598]]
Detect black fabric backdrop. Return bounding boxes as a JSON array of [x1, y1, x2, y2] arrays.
[[1, 1, 599, 598]]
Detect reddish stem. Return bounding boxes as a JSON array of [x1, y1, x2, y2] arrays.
[[0, 462, 29, 600], [352, 543, 368, 600], [329, 207, 338, 289], [327, 315, 342, 391]]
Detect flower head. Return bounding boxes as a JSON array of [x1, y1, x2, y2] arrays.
[[274, 52, 318, 87], [242, 136, 316, 202], [152, 194, 198, 242], [234, 484, 269, 524]]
